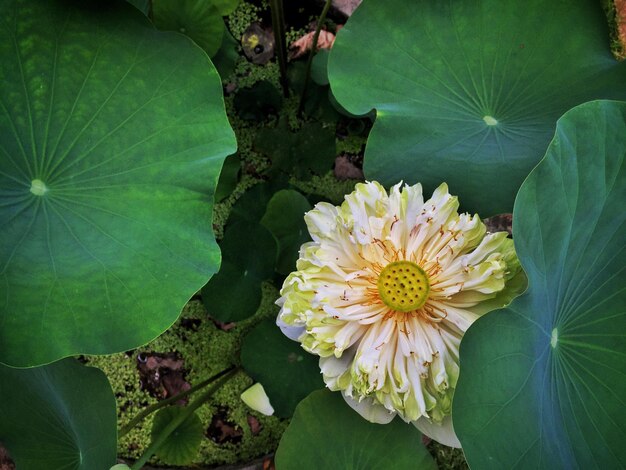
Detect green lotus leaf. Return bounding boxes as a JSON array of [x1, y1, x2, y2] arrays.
[[210, 0, 241, 16], [229, 180, 287, 225], [311, 49, 330, 86], [152, 0, 225, 57], [241, 319, 323, 417], [212, 29, 240, 80], [126, 0, 150, 16], [202, 221, 277, 322], [288, 62, 340, 121], [214, 153, 240, 203], [151, 406, 203, 465], [0, 359, 117, 470], [261, 189, 312, 275], [329, 0, 626, 214], [255, 121, 336, 180], [275, 389, 437, 469], [454, 100, 626, 468], [234, 81, 283, 121], [0, 0, 236, 366]]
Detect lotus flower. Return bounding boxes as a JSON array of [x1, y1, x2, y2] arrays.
[[277, 182, 523, 447]]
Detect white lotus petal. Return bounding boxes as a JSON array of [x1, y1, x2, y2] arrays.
[[276, 316, 305, 341], [342, 391, 396, 424], [413, 414, 461, 448], [241, 383, 275, 416]]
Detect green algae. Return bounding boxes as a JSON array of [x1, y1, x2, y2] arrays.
[[282, 93, 303, 131], [336, 133, 366, 155], [226, 1, 264, 41], [233, 59, 282, 90], [428, 441, 469, 470], [285, 27, 303, 46], [602, 0, 625, 59], [290, 171, 360, 205]]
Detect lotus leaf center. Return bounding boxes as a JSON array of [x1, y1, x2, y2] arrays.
[[551, 328, 558, 348], [377, 261, 430, 312], [30, 179, 48, 196], [483, 115, 498, 126]]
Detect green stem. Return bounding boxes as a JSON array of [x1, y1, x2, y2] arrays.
[[119, 366, 236, 438], [298, 0, 333, 115], [129, 367, 240, 470], [269, 0, 289, 96]]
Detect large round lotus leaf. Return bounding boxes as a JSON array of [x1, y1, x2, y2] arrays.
[[328, 0, 626, 214], [229, 179, 288, 224], [275, 389, 436, 469], [454, 100, 626, 468], [212, 29, 241, 80], [0, 359, 117, 470], [152, 0, 225, 57], [234, 81, 283, 121], [241, 319, 323, 417], [0, 0, 236, 367], [311, 49, 330, 86], [261, 189, 312, 275], [202, 221, 277, 322], [255, 121, 336, 180], [151, 406, 203, 465]]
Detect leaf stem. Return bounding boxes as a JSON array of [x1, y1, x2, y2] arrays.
[[129, 367, 240, 470], [119, 366, 236, 438], [298, 0, 333, 115], [269, 0, 289, 96]]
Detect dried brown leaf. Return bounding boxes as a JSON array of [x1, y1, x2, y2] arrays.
[[482, 214, 513, 236], [206, 407, 244, 444], [0, 445, 15, 470], [247, 414, 263, 435], [334, 154, 364, 180], [136, 352, 191, 404], [289, 30, 337, 59], [331, 0, 362, 17]]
